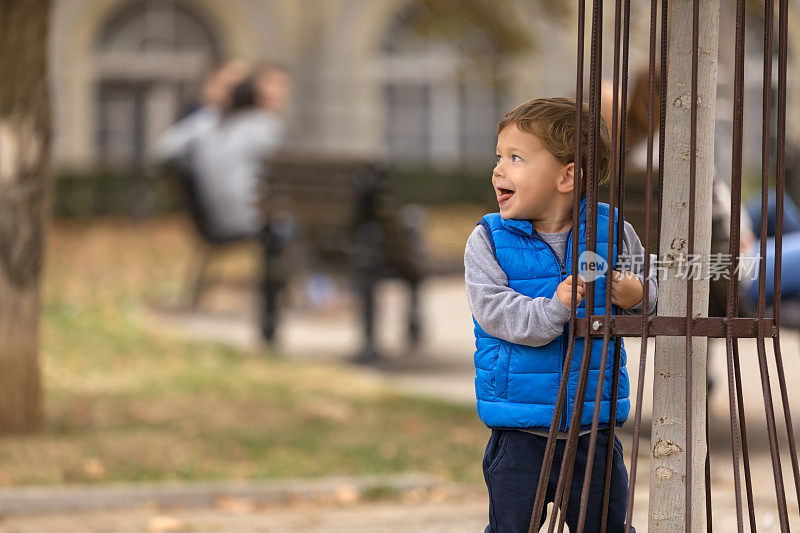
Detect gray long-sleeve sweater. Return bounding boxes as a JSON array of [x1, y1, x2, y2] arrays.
[[465, 220, 658, 348]]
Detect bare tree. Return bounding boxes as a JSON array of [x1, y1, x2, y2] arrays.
[[0, 0, 50, 433]]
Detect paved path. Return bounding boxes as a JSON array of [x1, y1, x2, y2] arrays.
[[0, 492, 491, 532], [2, 483, 797, 532]]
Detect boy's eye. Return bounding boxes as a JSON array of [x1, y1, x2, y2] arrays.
[[512, 155, 522, 162], [495, 154, 502, 163]]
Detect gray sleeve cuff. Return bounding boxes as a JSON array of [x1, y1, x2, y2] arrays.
[[626, 273, 647, 312], [623, 262, 658, 315], [545, 292, 573, 322], [620, 222, 659, 314]]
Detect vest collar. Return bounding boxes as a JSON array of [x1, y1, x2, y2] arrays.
[[500, 197, 588, 236]]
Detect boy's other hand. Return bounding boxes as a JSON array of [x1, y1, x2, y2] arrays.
[[556, 275, 586, 308], [610, 270, 644, 309]]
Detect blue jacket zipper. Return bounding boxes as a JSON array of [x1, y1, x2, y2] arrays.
[[529, 226, 573, 433]]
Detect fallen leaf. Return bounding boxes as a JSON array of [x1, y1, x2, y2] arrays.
[[82, 457, 106, 480], [214, 495, 255, 513], [148, 515, 186, 532], [333, 484, 360, 505]]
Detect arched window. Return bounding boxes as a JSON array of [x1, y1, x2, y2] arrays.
[[93, 0, 220, 166], [97, 0, 217, 52], [381, 1, 518, 168]]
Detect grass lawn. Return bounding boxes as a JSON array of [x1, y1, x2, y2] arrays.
[[0, 209, 489, 487]]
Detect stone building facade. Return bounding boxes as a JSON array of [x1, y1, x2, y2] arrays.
[[48, 0, 798, 175]]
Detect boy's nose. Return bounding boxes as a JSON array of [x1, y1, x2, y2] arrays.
[[493, 163, 504, 178]]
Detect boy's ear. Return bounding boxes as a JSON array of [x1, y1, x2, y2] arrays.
[[557, 162, 577, 194]]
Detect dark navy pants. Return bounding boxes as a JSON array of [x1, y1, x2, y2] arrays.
[[483, 428, 634, 533]]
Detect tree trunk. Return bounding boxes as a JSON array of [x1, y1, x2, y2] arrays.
[[0, 0, 51, 433], [649, 0, 719, 531]]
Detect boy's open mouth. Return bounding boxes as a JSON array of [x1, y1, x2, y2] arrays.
[[496, 187, 515, 206]]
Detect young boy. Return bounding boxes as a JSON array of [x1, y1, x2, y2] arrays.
[[465, 97, 657, 532]]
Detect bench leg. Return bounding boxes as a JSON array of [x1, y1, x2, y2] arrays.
[[407, 277, 421, 348], [260, 227, 285, 344], [354, 273, 380, 363], [261, 280, 280, 342], [188, 245, 212, 310]]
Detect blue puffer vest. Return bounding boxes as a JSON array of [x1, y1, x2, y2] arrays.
[[473, 198, 631, 431]]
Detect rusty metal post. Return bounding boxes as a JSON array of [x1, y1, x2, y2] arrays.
[[648, 0, 719, 531]]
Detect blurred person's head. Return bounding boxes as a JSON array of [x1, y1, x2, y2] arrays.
[[493, 97, 611, 226], [232, 79, 257, 109], [201, 57, 249, 109], [253, 63, 291, 112], [224, 78, 258, 118], [600, 79, 622, 133], [626, 66, 662, 148]]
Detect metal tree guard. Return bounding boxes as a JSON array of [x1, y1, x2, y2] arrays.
[[526, 0, 799, 531]]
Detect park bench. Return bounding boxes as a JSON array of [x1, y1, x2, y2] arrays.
[[259, 154, 458, 362]]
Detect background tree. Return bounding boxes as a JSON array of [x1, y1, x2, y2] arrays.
[[0, 0, 50, 433]]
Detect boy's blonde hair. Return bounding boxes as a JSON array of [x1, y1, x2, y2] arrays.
[[497, 97, 611, 198]]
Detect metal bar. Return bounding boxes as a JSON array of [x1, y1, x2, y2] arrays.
[[684, 1, 701, 529], [656, 0, 668, 261], [597, 1, 625, 530], [576, 293, 613, 532], [705, 392, 712, 532], [728, 3, 757, 527], [758, 0, 773, 324], [774, 0, 786, 329], [724, 1, 748, 529], [756, 1, 789, 528], [733, 338, 758, 529], [577, 0, 624, 522], [755, 334, 789, 530], [601, 344, 622, 533], [550, 2, 604, 528], [624, 1, 658, 530], [772, 334, 800, 509], [772, 0, 800, 511], [724, 336, 745, 533], [574, 316, 777, 337], [601, 2, 631, 529], [526, 1, 588, 529]]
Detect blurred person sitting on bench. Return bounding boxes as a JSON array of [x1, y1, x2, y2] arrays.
[[167, 64, 290, 241]]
